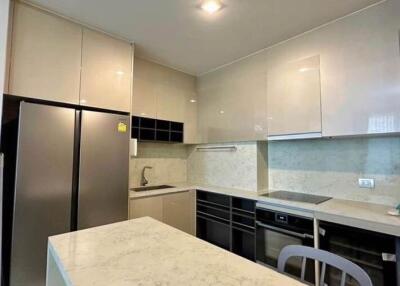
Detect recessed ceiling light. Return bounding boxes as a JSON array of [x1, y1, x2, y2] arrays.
[[201, 0, 223, 14], [190, 99, 197, 103], [219, 110, 225, 114]]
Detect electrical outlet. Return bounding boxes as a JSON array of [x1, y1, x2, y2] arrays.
[[358, 178, 375, 189]]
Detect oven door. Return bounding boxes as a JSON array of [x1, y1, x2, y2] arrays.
[[256, 221, 315, 283]]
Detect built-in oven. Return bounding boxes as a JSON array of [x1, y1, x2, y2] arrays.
[[256, 203, 315, 284]]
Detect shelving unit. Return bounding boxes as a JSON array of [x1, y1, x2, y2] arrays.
[[319, 221, 397, 286], [131, 116, 184, 143], [231, 197, 256, 261], [196, 190, 256, 261]]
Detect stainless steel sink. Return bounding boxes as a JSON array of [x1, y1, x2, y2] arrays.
[[131, 185, 175, 192]]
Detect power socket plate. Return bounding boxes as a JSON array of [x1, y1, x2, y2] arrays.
[[358, 178, 375, 189]]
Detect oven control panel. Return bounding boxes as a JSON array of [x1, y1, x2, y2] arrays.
[[275, 213, 288, 224]]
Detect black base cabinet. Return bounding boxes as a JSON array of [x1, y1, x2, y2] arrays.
[[319, 221, 398, 286], [196, 190, 256, 261], [197, 216, 231, 250]]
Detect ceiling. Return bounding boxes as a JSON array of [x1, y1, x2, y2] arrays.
[[28, 0, 383, 75]]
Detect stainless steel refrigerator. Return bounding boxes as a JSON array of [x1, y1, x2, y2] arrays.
[[1, 100, 129, 286]]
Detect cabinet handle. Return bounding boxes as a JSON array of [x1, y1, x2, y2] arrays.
[[256, 221, 314, 239], [382, 253, 396, 262]]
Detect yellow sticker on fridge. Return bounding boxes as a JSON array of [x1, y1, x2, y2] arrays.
[[118, 122, 127, 133]]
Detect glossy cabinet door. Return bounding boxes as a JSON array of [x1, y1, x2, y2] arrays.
[[129, 196, 163, 222], [132, 58, 198, 143], [80, 28, 132, 112], [129, 191, 196, 235], [155, 69, 188, 123], [267, 56, 322, 137], [197, 52, 268, 143], [132, 58, 158, 118], [319, 0, 400, 136], [183, 88, 198, 144], [162, 190, 195, 235], [9, 2, 82, 104]]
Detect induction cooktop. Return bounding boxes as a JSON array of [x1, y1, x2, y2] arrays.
[[261, 191, 331, 205]]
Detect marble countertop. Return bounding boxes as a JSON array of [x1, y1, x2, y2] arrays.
[[48, 217, 304, 286], [315, 199, 400, 237], [129, 182, 400, 237]]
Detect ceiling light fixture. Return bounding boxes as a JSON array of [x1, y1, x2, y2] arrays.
[[201, 0, 223, 14], [190, 99, 197, 103]]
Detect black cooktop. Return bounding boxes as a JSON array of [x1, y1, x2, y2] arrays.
[[261, 191, 331, 205]]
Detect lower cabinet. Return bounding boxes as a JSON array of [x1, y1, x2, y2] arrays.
[[129, 195, 164, 222], [319, 221, 398, 286], [163, 191, 195, 235], [129, 190, 195, 235], [196, 190, 256, 261]]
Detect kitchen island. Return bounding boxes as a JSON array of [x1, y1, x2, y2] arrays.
[[46, 217, 304, 286]]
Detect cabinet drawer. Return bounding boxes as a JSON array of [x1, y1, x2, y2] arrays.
[[197, 203, 230, 221], [197, 190, 230, 208]]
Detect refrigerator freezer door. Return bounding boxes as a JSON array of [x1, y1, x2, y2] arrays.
[[78, 111, 129, 230], [10, 102, 75, 286]]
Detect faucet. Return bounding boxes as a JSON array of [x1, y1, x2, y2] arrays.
[[140, 166, 153, 186]]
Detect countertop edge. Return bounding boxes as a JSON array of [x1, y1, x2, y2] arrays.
[[48, 240, 73, 286], [315, 210, 400, 237]]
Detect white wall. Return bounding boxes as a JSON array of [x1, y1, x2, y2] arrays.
[[0, 0, 10, 114], [0, 1, 10, 284]]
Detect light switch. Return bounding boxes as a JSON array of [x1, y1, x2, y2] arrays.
[[358, 178, 375, 189]]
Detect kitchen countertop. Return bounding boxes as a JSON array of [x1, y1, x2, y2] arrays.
[[47, 217, 305, 286], [129, 182, 400, 237], [315, 199, 400, 237]]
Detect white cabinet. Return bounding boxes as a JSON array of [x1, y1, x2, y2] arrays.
[[267, 55, 322, 138], [197, 52, 268, 143], [319, 1, 400, 137], [129, 190, 195, 235], [129, 195, 163, 222], [162, 191, 195, 235], [9, 3, 133, 112], [9, 2, 82, 104], [132, 58, 157, 118], [80, 29, 132, 112], [132, 58, 198, 143]]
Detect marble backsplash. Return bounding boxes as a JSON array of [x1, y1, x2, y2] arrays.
[[130, 142, 268, 192], [130, 137, 400, 206], [187, 142, 268, 192], [268, 136, 400, 206], [129, 143, 188, 188]]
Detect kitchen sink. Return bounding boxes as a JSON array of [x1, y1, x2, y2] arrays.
[[131, 185, 175, 192]]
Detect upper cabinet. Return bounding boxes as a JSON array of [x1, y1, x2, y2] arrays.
[[132, 58, 198, 143], [267, 56, 322, 139], [9, 2, 82, 104], [9, 3, 133, 112], [197, 52, 268, 143], [80, 29, 133, 112], [319, 0, 400, 137], [132, 58, 157, 118]]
